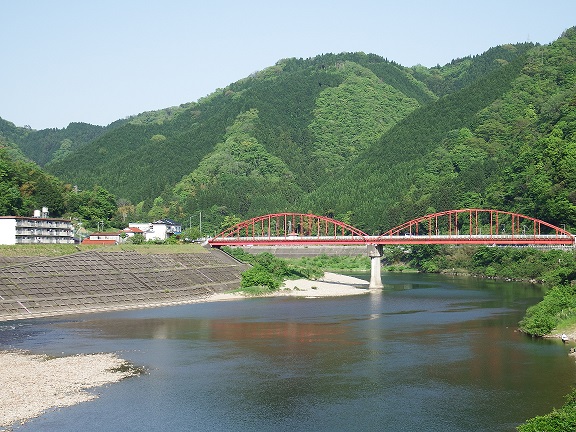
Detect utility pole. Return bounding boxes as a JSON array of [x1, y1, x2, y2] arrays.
[[189, 211, 202, 239]]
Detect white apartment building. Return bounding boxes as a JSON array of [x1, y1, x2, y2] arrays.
[[0, 211, 75, 245], [129, 219, 182, 241]]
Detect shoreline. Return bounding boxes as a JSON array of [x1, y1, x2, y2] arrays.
[[206, 271, 371, 302], [0, 272, 368, 430]]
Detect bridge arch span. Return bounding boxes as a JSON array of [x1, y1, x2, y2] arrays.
[[207, 209, 574, 287], [377, 208, 574, 245], [209, 212, 369, 246]]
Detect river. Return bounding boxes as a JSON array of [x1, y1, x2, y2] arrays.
[[1, 272, 574, 431]]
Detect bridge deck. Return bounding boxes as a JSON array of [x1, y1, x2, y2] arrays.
[[208, 234, 574, 247]]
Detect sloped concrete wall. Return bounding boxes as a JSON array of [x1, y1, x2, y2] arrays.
[[0, 249, 248, 321], [239, 245, 367, 258]]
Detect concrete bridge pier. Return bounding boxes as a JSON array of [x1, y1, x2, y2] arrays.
[[367, 244, 384, 289]]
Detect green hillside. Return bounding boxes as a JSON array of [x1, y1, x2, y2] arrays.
[[0, 146, 66, 216], [302, 50, 530, 231], [0, 144, 122, 231], [344, 27, 576, 231], [44, 53, 434, 203], [32, 45, 533, 230], [0, 118, 126, 166]]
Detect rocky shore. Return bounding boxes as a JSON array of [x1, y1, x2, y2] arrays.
[[0, 351, 140, 430]]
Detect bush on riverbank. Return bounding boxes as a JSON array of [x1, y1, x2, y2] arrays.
[[223, 247, 324, 291], [517, 389, 576, 431], [404, 245, 576, 282], [519, 283, 576, 336]]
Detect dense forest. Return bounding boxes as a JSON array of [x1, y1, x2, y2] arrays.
[[0, 146, 118, 228], [0, 29, 574, 237]]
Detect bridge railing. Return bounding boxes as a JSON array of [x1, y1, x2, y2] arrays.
[[208, 235, 369, 247], [372, 234, 574, 245]]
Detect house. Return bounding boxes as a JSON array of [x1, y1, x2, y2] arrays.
[[128, 219, 182, 241], [80, 227, 144, 245], [122, 226, 145, 238], [81, 231, 121, 245], [0, 208, 74, 245]]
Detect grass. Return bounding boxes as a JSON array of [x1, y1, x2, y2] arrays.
[[0, 244, 88, 257], [0, 242, 207, 257], [553, 309, 576, 335], [98, 243, 207, 254]]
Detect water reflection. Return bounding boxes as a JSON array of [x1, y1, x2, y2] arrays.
[[8, 273, 576, 432]]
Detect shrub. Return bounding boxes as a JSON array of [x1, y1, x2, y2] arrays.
[[519, 283, 576, 336], [240, 265, 281, 291], [129, 233, 145, 244], [517, 389, 576, 431]]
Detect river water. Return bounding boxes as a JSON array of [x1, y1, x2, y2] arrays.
[[1, 273, 575, 432]]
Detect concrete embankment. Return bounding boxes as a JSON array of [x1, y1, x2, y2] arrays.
[[239, 245, 367, 258], [0, 248, 249, 321]]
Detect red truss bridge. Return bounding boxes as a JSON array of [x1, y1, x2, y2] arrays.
[[207, 210, 574, 289], [208, 209, 575, 247]]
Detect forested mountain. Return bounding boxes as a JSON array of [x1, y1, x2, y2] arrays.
[[0, 118, 127, 166], [44, 52, 435, 204], [303, 50, 531, 231], [0, 146, 67, 216], [35, 44, 537, 232], [5, 29, 576, 235], [306, 27, 576, 232], [410, 43, 534, 97]]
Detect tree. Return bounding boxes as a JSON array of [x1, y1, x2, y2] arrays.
[[0, 183, 23, 215], [116, 198, 135, 224], [68, 185, 118, 229], [220, 215, 242, 231]]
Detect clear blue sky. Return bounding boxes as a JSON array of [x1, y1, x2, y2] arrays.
[[2, 0, 575, 130]]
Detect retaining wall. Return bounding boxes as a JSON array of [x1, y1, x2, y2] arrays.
[[239, 245, 368, 258], [0, 249, 248, 321]]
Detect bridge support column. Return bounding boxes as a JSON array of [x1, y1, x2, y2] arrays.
[[367, 244, 383, 289]]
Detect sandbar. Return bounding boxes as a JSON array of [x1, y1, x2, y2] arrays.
[[207, 272, 370, 301], [0, 351, 138, 430]]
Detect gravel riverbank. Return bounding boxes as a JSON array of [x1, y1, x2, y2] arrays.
[[0, 351, 139, 430]]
